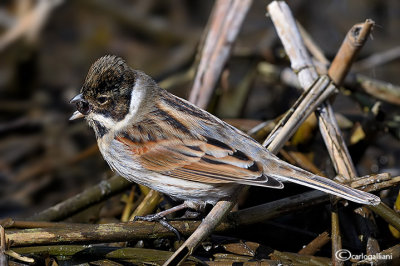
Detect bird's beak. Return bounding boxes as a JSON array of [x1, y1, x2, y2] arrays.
[[69, 93, 86, 120], [70, 93, 84, 104], [69, 110, 85, 120]]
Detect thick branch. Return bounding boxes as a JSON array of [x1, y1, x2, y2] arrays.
[[28, 175, 131, 221]]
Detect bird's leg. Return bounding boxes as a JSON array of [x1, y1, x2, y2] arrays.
[[182, 209, 203, 219], [133, 203, 189, 221], [133, 202, 199, 240]]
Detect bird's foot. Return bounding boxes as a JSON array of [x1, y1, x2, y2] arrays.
[[182, 210, 203, 219], [134, 214, 181, 240], [132, 201, 205, 240]]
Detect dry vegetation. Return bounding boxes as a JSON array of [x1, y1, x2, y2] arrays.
[[1, 0, 400, 265]]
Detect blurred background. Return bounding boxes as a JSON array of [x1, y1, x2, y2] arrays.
[[0, 0, 399, 250]]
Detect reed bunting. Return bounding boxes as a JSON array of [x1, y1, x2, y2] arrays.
[[70, 55, 380, 217]]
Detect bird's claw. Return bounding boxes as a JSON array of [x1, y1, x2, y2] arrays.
[[133, 215, 181, 240], [158, 218, 181, 240], [133, 213, 162, 222]]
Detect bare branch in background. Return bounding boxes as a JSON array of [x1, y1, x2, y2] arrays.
[[0, 0, 63, 52], [189, 0, 253, 109]]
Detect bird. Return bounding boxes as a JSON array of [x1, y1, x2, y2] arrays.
[[69, 55, 380, 220]]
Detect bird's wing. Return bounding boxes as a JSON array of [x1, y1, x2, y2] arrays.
[[116, 135, 283, 188]]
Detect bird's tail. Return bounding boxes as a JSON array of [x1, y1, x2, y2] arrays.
[[265, 156, 381, 205]]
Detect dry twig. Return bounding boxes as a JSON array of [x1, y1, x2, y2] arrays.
[[188, 0, 253, 109], [353, 45, 400, 71], [296, 7, 400, 255], [298, 231, 331, 256], [28, 175, 131, 221], [0, 226, 7, 266], [11, 245, 201, 265], [0, 0, 63, 52], [351, 73, 400, 105], [165, 0, 253, 264], [129, 189, 162, 221], [269, 250, 331, 265], [267, 3, 380, 265], [6, 173, 400, 248]]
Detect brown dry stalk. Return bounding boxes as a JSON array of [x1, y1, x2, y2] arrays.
[[0, 0, 62, 51], [263, 75, 337, 153], [188, 0, 253, 109], [296, 17, 397, 265], [331, 208, 343, 266], [297, 11, 400, 259], [128, 189, 162, 221], [352, 73, 400, 106], [168, 2, 398, 265], [298, 231, 331, 256], [270, 250, 331, 265], [328, 19, 375, 86], [267, 2, 379, 266], [165, 0, 253, 264], [11, 245, 201, 265], [355, 244, 400, 265], [0, 226, 6, 266], [353, 45, 400, 71], [7, 173, 398, 247], [28, 175, 131, 222]]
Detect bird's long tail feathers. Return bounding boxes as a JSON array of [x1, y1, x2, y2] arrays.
[[267, 157, 381, 205]]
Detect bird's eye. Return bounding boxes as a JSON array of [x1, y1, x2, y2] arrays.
[[97, 96, 108, 105], [77, 100, 91, 115]]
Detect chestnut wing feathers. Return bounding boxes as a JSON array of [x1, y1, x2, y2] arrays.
[[117, 135, 283, 188]]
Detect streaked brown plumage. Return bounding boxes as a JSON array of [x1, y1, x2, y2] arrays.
[[70, 55, 380, 212]]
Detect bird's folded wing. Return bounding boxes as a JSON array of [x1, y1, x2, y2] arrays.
[[116, 136, 283, 188]]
